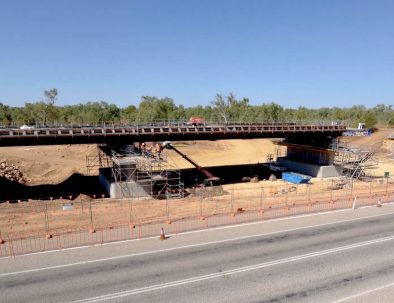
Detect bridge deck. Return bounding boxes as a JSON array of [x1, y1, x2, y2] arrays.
[[0, 123, 346, 146]]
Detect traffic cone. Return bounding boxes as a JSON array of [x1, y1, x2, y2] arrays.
[[159, 228, 166, 240], [377, 199, 382, 208]]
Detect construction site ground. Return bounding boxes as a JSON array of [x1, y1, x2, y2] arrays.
[[1, 129, 394, 239]]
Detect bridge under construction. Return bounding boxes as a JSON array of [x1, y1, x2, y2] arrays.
[[0, 121, 349, 200], [0, 122, 346, 147]]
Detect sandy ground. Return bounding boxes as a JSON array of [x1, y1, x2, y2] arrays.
[[0, 145, 97, 185], [0, 139, 281, 185], [342, 128, 394, 177], [1, 178, 392, 237], [167, 139, 281, 169]]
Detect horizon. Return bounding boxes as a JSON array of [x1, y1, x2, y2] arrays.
[[1, 0, 393, 108]]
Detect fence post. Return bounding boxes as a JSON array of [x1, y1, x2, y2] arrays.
[[230, 186, 234, 214], [260, 187, 264, 210], [199, 194, 203, 217], [213, 192, 217, 214], [166, 195, 169, 220], [44, 201, 49, 234], [0, 229, 4, 245], [8, 236, 15, 258], [80, 194, 84, 214], [285, 183, 289, 206], [128, 200, 134, 225], [352, 196, 357, 210], [386, 177, 389, 197], [350, 179, 354, 202], [88, 199, 94, 231]]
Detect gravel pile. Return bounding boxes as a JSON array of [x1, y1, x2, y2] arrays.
[[0, 160, 26, 183]]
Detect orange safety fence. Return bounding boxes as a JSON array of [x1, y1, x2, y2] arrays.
[[1, 178, 394, 257]]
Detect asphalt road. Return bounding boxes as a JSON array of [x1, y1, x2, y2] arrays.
[[2, 204, 394, 303]]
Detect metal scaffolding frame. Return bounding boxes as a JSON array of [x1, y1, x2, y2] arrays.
[[333, 142, 378, 180], [85, 145, 112, 175], [111, 149, 184, 199]]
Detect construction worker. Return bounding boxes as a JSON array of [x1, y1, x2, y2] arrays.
[[147, 145, 153, 158], [140, 142, 146, 157], [156, 143, 162, 160]]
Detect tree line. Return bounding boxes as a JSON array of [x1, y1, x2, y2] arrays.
[[0, 90, 392, 128]]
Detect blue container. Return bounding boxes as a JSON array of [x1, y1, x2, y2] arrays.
[[282, 172, 312, 184]]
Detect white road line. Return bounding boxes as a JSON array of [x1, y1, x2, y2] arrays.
[[332, 281, 394, 303], [69, 235, 394, 303], [1, 211, 394, 277], [3, 201, 391, 260]]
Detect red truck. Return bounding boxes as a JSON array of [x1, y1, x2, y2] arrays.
[[188, 117, 205, 126]]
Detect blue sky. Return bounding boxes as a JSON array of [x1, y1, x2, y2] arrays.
[[0, 0, 393, 108]]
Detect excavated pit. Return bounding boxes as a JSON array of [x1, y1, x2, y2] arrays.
[[0, 164, 278, 202]]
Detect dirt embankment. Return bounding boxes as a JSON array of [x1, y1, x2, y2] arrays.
[[341, 128, 394, 177], [0, 139, 280, 186], [0, 145, 97, 185]]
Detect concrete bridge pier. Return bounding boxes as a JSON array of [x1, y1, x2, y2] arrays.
[[277, 143, 342, 178]]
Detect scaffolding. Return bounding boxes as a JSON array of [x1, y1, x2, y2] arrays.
[[333, 142, 378, 180], [266, 144, 287, 163], [110, 149, 184, 199], [86, 145, 112, 175]]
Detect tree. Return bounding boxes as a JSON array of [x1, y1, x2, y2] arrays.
[[0, 103, 12, 123], [121, 105, 138, 123], [40, 88, 59, 125], [137, 96, 177, 122], [363, 111, 378, 128], [211, 93, 230, 123], [44, 88, 58, 105], [295, 106, 308, 121], [265, 102, 284, 121]]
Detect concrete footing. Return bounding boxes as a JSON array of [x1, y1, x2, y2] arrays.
[[278, 158, 342, 178], [99, 168, 150, 199]]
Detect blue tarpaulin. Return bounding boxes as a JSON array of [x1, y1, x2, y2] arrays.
[[282, 172, 312, 184]]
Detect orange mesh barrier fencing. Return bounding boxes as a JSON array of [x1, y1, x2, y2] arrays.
[[1, 178, 394, 257]]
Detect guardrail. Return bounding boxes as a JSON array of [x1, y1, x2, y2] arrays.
[[0, 120, 347, 129], [0, 123, 346, 135], [0, 122, 346, 146]]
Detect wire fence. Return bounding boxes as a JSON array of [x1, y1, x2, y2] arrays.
[[1, 178, 393, 257]]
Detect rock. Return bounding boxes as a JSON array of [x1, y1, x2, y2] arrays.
[[0, 160, 26, 183], [250, 176, 259, 183], [269, 174, 277, 181]]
